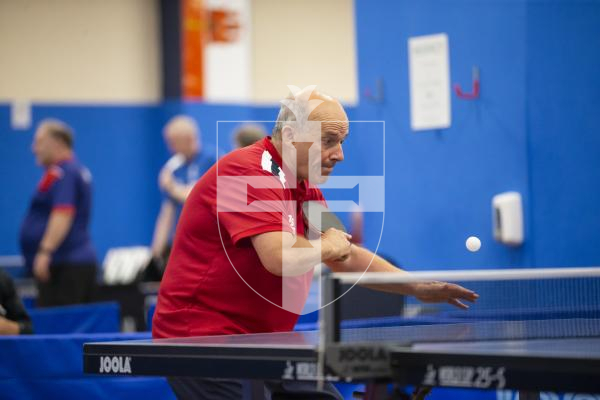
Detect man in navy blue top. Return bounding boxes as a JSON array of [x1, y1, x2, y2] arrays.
[[148, 115, 217, 279], [20, 119, 97, 307]]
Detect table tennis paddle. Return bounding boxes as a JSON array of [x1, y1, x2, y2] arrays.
[[302, 201, 347, 237], [302, 201, 350, 261]]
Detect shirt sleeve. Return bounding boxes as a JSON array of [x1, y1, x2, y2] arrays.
[[51, 167, 77, 212], [217, 173, 296, 246], [308, 187, 327, 204]]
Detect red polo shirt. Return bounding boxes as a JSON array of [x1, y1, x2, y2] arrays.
[[153, 137, 325, 338]]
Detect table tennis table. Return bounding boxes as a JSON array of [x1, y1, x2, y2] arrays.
[[83, 319, 600, 397], [83, 271, 600, 399]]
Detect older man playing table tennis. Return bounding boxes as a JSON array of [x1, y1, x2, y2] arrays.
[[153, 87, 478, 399]]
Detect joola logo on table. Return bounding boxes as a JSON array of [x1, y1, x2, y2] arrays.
[[99, 356, 132, 374], [338, 347, 387, 362]]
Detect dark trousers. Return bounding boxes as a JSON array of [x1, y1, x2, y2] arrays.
[[36, 263, 97, 307], [167, 378, 343, 400]]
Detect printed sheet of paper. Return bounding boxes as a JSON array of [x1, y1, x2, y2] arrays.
[[11, 99, 31, 130], [408, 33, 451, 131]]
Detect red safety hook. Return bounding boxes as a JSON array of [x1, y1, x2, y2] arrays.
[[454, 66, 480, 99]]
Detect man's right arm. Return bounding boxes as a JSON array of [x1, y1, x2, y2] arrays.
[[252, 230, 478, 309], [325, 244, 479, 309], [250, 228, 351, 277], [151, 201, 175, 257], [0, 316, 21, 335]]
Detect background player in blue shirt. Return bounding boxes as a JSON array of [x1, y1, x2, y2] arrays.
[[19, 119, 97, 307], [148, 116, 217, 279]]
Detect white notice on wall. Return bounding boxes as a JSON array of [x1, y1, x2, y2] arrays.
[[11, 99, 32, 130], [408, 33, 451, 131]]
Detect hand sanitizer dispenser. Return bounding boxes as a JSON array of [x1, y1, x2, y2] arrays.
[[492, 191, 524, 246]]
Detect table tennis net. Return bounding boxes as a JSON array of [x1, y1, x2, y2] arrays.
[[331, 268, 600, 345]]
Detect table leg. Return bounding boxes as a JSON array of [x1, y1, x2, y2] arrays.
[[519, 391, 540, 400]]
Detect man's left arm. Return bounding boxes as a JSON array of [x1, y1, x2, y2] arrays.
[[34, 168, 77, 282], [162, 155, 217, 204], [34, 211, 74, 282], [159, 165, 194, 204], [163, 180, 193, 204], [326, 244, 478, 309], [0, 316, 21, 335]]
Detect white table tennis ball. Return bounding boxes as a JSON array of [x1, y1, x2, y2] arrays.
[[466, 236, 481, 252]]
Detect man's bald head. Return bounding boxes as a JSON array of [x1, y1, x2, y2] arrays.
[[32, 119, 75, 167], [164, 115, 199, 140], [272, 90, 348, 140], [272, 87, 349, 184], [163, 115, 201, 159], [37, 119, 74, 149], [233, 123, 267, 148]]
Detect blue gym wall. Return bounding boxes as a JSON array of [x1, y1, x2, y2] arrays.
[[350, 0, 600, 269], [1, 0, 599, 272], [353, 0, 530, 269], [525, 1, 600, 267]]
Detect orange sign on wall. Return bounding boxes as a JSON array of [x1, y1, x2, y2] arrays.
[[180, 0, 241, 100], [209, 9, 240, 43], [181, 0, 205, 99]]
